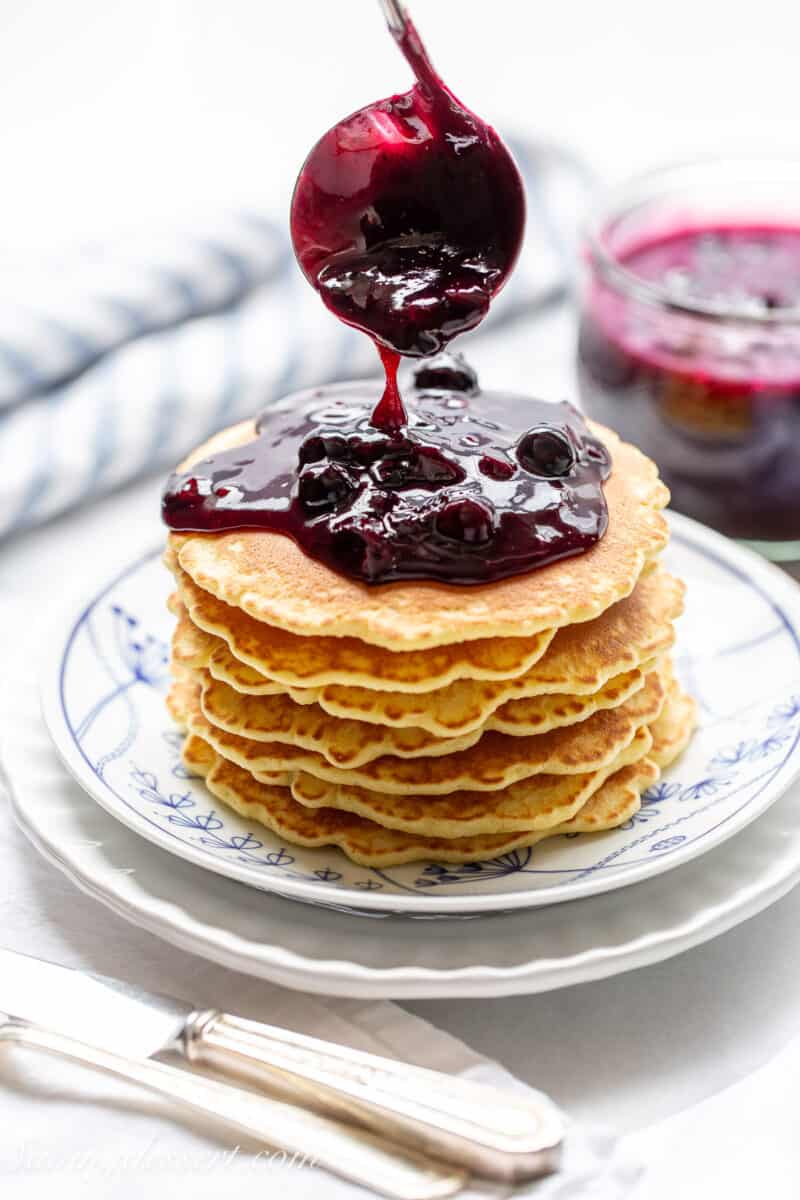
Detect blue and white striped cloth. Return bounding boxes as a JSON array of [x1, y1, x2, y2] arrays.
[[0, 142, 591, 540]]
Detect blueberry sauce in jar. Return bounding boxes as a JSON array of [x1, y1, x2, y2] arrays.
[[579, 223, 800, 543]]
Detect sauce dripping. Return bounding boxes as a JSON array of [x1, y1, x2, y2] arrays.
[[289, 11, 525, 431]]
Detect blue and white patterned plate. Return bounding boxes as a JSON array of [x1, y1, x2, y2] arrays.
[[40, 511, 800, 916]]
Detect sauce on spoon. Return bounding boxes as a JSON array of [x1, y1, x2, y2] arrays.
[[289, 12, 526, 431]]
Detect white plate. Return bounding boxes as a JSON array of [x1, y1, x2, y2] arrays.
[[7, 667, 800, 998], [37, 511, 800, 915]]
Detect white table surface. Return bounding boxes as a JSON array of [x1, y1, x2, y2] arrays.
[[3, 0, 800, 1187]]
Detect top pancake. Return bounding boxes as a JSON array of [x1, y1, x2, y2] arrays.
[[169, 419, 669, 650]]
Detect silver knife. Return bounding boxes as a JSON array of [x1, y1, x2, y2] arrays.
[[0, 947, 563, 1183], [0, 1015, 464, 1199]]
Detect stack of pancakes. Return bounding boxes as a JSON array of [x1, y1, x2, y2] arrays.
[[165, 419, 696, 867]]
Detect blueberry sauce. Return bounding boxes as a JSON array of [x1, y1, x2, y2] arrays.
[[290, 13, 525, 431], [162, 368, 611, 585], [162, 13, 613, 585], [579, 224, 800, 541]]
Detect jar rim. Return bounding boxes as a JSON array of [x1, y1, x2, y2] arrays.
[[585, 155, 800, 326]]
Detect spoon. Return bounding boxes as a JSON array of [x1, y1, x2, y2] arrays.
[[290, 0, 525, 430]]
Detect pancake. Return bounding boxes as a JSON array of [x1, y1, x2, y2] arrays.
[[171, 606, 313, 701], [184, 732, 660, 866], [172, 604, 264, 684], [305, 569, 683, 735], [173, 664, 667, 793], [288, 725, 654, 837], [174, 566, 682, 741], [170, 419, 669, 650], [649, 679, 697, 769], [197, 662, 651, 766]]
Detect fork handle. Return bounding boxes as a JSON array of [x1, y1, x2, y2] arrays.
[[183, 1010, 563, 1184], [0, 1021, 464, 1200]]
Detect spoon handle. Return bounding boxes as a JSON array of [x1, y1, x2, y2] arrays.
[[378, 0, 408, 34]]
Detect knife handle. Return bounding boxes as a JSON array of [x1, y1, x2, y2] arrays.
[[183, 1010, 563, 1184], [0, 1020, 465, 1200]]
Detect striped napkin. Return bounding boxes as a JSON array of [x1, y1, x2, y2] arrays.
[[0, 142, 591, 541]]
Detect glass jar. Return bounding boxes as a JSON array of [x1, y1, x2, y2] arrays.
[[577, 159, 800, 570]]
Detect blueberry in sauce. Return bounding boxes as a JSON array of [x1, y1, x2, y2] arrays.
[[436, 497, 496, 546], [297, 462, 358, 510], [412, 352, 479, 394], [517, 428, 577, 478]]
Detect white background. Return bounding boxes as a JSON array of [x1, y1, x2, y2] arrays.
[[3, 0, 800, 1192], [2, 0, 800, 248]]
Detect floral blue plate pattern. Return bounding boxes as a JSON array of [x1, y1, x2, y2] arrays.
[[40, 512, 800, 915]]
